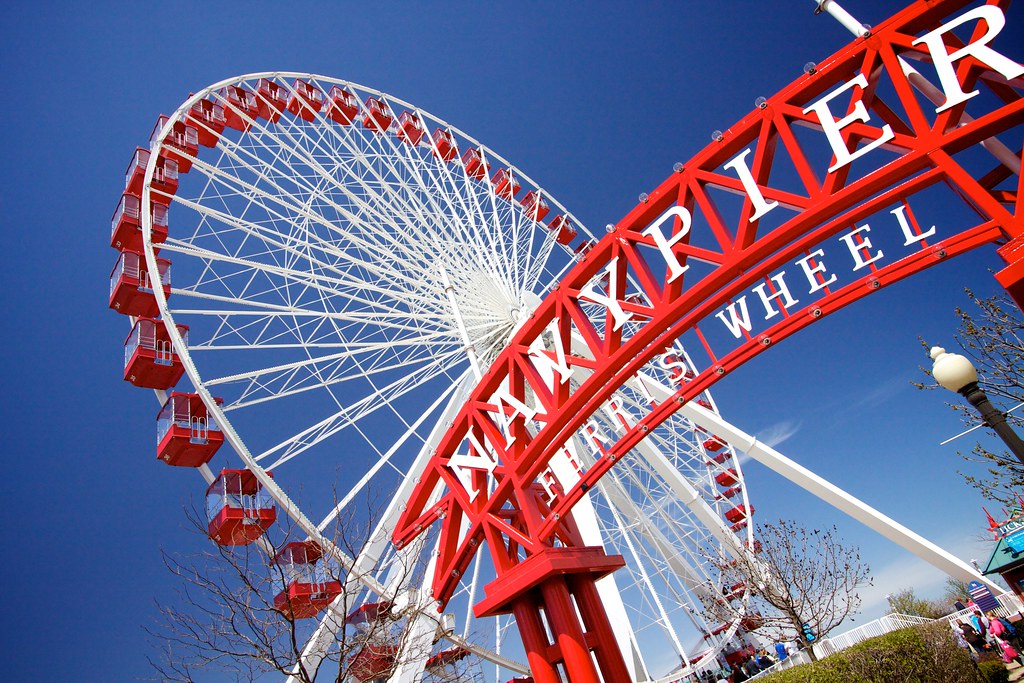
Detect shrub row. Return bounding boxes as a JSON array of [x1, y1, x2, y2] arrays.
[[757, 622, 988, 683]]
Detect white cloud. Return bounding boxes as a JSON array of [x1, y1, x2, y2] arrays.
[[756, 420, 801, 448]]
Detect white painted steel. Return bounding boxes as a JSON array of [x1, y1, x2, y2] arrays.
[[138, 72, 775, 683]]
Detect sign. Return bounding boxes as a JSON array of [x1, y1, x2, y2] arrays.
[[969, 581, 1000, 613], [1007, 531, 1024, 554]]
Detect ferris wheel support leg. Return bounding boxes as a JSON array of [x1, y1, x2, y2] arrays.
[[679, 401, 1003, 593]]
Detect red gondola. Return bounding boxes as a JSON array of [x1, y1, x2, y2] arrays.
[[362, 97, 393, 133], [430, 128, 458, 162], [715, 469, 739, 488], [461, 147, 488, 180], [123, 147, 179, 204], [346, 601, 393, 625], [156, 392, 223, 467], [186, 98, 226, 147], [149, 157, 179, 206], [286, 79, 324, 121], [548, 215, 577, 246], [108, 250, 170, 317], [491, 168, 520, 199], [206, 469, 277, 545], [397, 111, 425, 146], [519, 191, 550, 222], [256, 78, 288, 123], [707, 452, 731, 465], [717, 486, 741, 499], [725, 505, 752, 524], [574, 240, 594, 257], [703, 436, 726, 452], [425, 647, 470, 670], [740, 613, 764, 631], [110, 191, 168, 252], [349, 643, 398, 682], [123, 318, 188, 390], [272, 541, 342, 619], [219, 85, 259, 131], [150, 115, 199, 173], [325, 86, 359, 125]]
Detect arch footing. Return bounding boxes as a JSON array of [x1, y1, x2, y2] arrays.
[[475, 547, 629, 683]]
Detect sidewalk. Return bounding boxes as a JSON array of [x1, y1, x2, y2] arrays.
[[1008, 661, 1024, 681]]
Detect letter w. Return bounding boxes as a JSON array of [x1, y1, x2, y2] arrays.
[[715, 298, 754, 339]]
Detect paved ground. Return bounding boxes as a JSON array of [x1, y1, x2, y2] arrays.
[[1007, 660, 1024, 681]]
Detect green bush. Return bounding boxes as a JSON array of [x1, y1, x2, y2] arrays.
[[977, 659, 1009, 683], [757, 622, 982, 682]]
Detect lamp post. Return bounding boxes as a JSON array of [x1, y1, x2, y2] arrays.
[[930, 346, 1024, 464]]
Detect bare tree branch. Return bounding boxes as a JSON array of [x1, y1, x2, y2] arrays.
[[704, 519, 871, 662]]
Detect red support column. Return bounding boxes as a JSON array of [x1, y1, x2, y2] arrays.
[[475, 547, 628, 683], [540, 576, 600, 683], [510, 597, 560, 683], [570, 575, 632, 682]]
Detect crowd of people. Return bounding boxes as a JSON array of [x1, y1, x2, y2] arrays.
[[952, 607, 1024, 667], [687, 642, 799, 683]]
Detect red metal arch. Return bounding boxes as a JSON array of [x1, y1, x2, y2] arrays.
[[395, 0, 1022, 664]]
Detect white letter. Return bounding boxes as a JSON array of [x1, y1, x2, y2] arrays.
[[715, 298, 754, 339], [641, 206, 692, 282], [752, 272, 800, 320], [796, 249, 837, 294], [803, 73, 895, 172], [912, 6, 1024, 113], [838, 224, 884, 271], [723, 148, 779, 222], [449, 432, 498, 502], [528, 323, 573, 391], [579, 258, 632, 331], [488, 386, 537, 448], [584, 417, 612, 458], [890, 204, 936, 246], [602, 399, 635, 433]]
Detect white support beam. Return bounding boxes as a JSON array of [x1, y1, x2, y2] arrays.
[[677, 399, 1001, 593]]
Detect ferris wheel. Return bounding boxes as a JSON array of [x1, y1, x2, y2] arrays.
[[108, 72, 761, 682]]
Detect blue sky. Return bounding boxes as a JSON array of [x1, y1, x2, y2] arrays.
[[2, 1, 1022, 680]]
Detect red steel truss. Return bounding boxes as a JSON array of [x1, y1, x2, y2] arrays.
[[396, 1, 1022, 678]]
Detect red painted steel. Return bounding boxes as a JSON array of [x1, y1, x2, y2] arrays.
[[395, 2, 1022, 677]]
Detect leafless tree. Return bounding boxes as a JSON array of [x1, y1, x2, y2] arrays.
[[920, 291, 1024, 504], [704, 519, 872, 662], [147, 501, 479, 683]]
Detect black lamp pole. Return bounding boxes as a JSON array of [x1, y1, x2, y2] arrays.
[[931, 346, 1024, 465]]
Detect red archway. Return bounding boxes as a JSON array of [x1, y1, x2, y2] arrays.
[[395, 1, 1022, 679]]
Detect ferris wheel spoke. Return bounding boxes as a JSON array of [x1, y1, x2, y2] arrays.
[[210, 112, 482, 269]]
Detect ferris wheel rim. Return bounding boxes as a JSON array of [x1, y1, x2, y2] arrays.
[[132, 72, 756, 680]]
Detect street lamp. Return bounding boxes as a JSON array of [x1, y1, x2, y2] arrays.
[[930, 346, 1024, 464]]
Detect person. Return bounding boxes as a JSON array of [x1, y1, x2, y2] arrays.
[[970, 608, 991, 644], [774, 641, 788, 661], [961, 619, 986, 653], [990, 612, 1007, 640], [999, 638, 1024, 667], [952, 622, 978, 662]]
